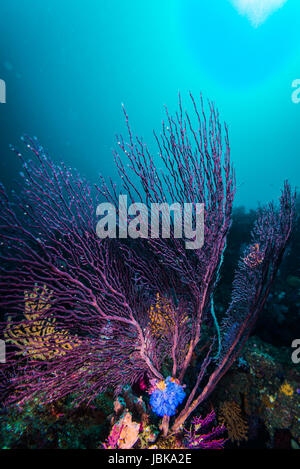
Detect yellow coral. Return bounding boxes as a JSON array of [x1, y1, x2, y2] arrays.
[[4, 284, 81, 360], [219, 401, 248, 444], [156, 380, 167, 391], [260, 393, 276, 411], [279, 381, 294, 397], [149, 293, 174, 338], [152, 435, 184, 449], [148, 293, 188, 339]]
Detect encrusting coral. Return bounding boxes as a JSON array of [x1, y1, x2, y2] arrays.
[[103, 411, 140, 449]]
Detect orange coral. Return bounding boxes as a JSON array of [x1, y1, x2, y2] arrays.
[[279, 381, 294, 397], [105, 411, 140, 449], [149, 293, 175, 338], [148, 293, 188, 339], [243, 243, 264, 269]]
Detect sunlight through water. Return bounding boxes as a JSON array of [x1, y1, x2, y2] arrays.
[[230, 0, 288, 27]]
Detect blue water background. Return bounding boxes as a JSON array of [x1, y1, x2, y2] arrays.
[[0, 0, 299, 207]]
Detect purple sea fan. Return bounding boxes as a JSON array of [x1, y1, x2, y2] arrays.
[[98, 93, 296, 433], [0, 94, 296, 437], [0, 137, 163, 406], [184, 409, 227, 449]]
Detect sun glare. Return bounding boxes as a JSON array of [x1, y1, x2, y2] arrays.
[[230, 0, 288, 27]]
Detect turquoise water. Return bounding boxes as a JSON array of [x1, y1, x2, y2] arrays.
[[0, 0, 299, 207]]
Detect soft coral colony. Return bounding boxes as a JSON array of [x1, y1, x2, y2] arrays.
[[0, 93, 295, 443]]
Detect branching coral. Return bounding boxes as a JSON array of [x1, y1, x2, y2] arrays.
[[218, 401, 248, 444], [147, 293, 190, 377], [149, 293, 176, 338], [0, 94, 296, 435], [4, 285, 81, 360], [184, 409, 227, 449], [242, 243, 264, 268]]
